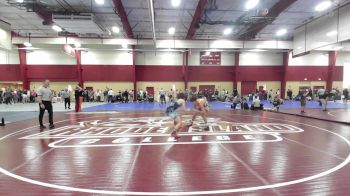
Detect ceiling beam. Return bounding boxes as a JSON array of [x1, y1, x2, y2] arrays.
[[33, 4, 53, 25], [113, 0, 134, 39], [239, 0, 297, 40], [186, 0, 207, 39]]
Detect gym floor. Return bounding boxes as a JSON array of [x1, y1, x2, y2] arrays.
[[0, 102, 350, 195]]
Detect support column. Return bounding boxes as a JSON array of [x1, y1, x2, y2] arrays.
[[18, 45, 29, 90], [75, 50, 84, 88], [326, 51, 337, 91], [281, 51, 289, 99], [183, 50, 189, 90], [132, 46, 137, 100], [233, 52, 239, 90]]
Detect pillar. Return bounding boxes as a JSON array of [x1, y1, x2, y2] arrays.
[[281, 51, 289, 99], [326, 51, 337, 91], [18, 45, 29, 90], [233, 52, 239, 90], [132, 46, 137, 100], [75, 50, 84, 88]]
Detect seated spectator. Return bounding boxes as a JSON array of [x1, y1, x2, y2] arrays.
[[272, 96, 281, 112], [231, 94, 241, 109], [251, 96, 262, 110]]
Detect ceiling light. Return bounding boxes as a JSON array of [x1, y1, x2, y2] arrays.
[[276, 29, 287, 36], [23, 42, 32, 47], [16, 0, 24, 3], [326, 30, 337, 37], [168, 27, 175, 35], [122, 43, 128, 49], [74, 42, 81, 48], [315, 1, 332, 12], [112, 26, 120, 33], [249, 49, 266, 52], [95, 0, 104, 5], [171, 0, 181, 7], [246, 0, 259, 10], [52, 25, 62, 32], [334, 46, 343, 51], [223, 28, 232, 35]]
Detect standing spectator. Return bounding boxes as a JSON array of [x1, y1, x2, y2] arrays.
[[123, 89, 129, 103], [62, 88, 71, 109], [343, 88, 349, 103], [320, 90, 330, 111], [108, 89, 114, 103], [287, 89, 293, 100], [37, 80, 54, 129], [159, 88, 166, 104], [129, 89, 134, 102], [300, 89, 309, 113], [88, 89, 94, 102], [96, 89, 101, 102]]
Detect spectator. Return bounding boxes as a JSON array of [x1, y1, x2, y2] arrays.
[[108, 89, 114, 103]]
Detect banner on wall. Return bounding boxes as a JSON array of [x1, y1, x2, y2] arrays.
[[200, 51, 221, 65]]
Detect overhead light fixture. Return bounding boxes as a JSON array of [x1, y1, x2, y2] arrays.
[[334, 46, 343, 51], [276, 29, 287, 36], [246, 0, 259, 10], [326, 30, 337, 37], [23, 42, 32, 47], [249, 49, 266, 52], [112, 26, 120, 33], [74, 42, 81, 48], [95, 0, 104, 5], [168, 27, 175, 35], [171, 0, 181, 7], [52, 25, 62, 32], [315, 1, 332, 12], [122, 42, 128, 49], [16, 0, 24, 3], [223, 28, 232, 35]]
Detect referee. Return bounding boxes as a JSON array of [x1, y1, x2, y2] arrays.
[[37, 79, 54, 129]]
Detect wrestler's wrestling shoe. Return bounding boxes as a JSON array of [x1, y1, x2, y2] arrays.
[[171, 131, 181, 140]]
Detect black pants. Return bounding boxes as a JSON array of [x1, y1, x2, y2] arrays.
[[39, 101, 53, 126], [64, 98, 70, 109]]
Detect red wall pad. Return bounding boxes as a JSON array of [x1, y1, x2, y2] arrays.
[[188, 66, 234, 81], [286, 66, 343, 81], [0, 65, 21, 81], [237, 66, 283, 81], [27, 65, 77, 81], [83, 65, 134, 81], [136, 66, 183, 81]]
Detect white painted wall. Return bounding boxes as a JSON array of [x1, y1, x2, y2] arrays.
[[188, 51, 235, 66], [336, 51, 350, 66], [81, 50, 132, 65], [0, 48, 19, 64], [289, 51, 329, 66], [136, 51, 183, 66], [26, 49, 76, 65], [239, 52, 283, 66]]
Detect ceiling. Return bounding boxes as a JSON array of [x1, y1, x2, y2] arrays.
[[0, 0, 349, 40]]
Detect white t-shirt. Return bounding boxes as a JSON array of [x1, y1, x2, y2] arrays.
[[108, 90, 114, 96]]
